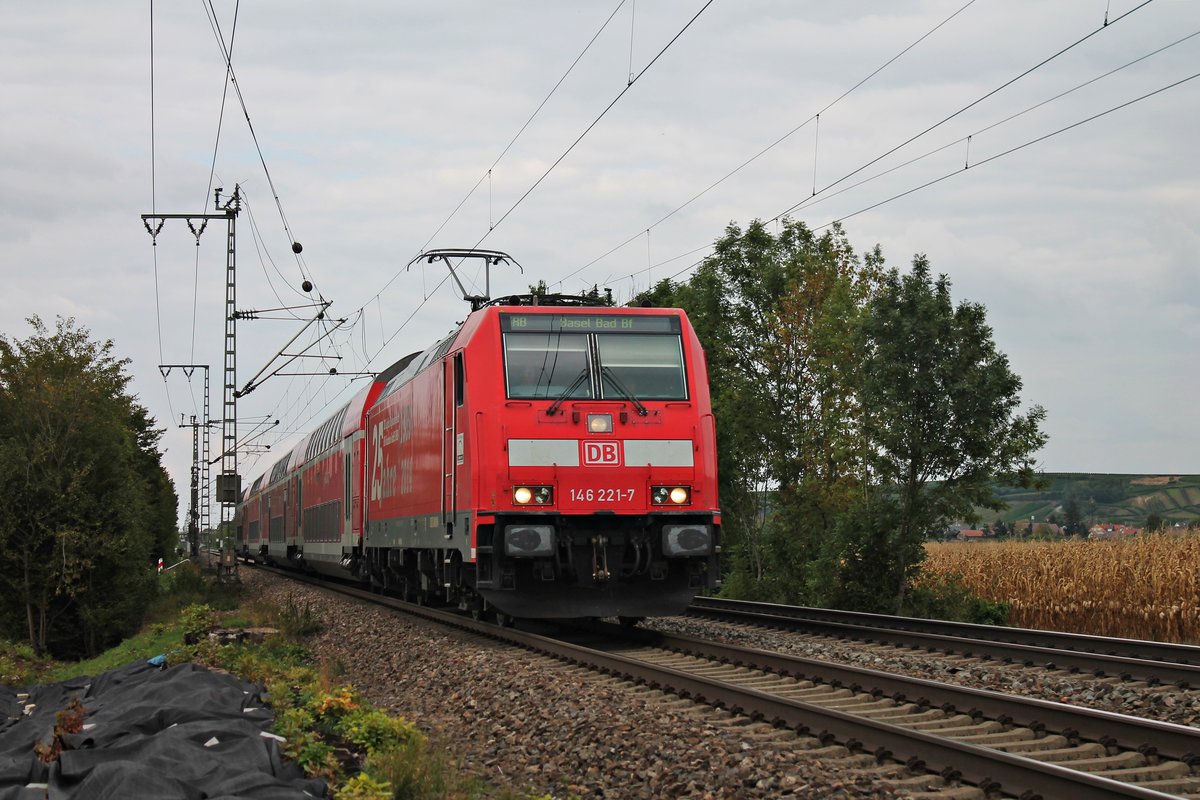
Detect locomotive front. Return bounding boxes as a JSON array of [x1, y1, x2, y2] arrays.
[[472, 304, 721, 618]]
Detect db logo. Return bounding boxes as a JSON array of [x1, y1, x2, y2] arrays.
[[582, 440, 621, 466]]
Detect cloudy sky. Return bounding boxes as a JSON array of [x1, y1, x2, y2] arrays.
[[3, 1, 1197, 525]]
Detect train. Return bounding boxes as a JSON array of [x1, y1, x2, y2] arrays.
[[236, 259, 720, 622]]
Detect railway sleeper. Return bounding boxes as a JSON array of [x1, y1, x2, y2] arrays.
[[989, 734, 1072, 754]]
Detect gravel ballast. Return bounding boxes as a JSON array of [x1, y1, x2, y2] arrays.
[[247, 570, 904, 798], [244, 568, 1199, 797]]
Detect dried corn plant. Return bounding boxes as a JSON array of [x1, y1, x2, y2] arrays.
[[920, 536, 1200, 643]]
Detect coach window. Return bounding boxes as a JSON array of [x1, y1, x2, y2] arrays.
[[344, 453, 352, 520], [504, 332, 591, 399], [596, 333, 687, 400]]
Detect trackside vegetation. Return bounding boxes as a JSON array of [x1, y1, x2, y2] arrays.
[[0, 316, 179, 658], [0, 564, 549, 800], [637, 219, 1045, 620]]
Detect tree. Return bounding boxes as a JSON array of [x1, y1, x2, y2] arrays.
[[640, 223, 1045, 618], [856, 257, 1047, 612], [637, 219, 881, 601], [0, 317, 176, 656], [1145, 512, 1163, 532]]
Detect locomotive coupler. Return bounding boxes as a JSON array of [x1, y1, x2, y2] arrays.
[[591, 535, 610, 582]]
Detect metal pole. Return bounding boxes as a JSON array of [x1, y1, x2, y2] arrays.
[[144, 185, 242, 554], [218, 186, 241, 547]]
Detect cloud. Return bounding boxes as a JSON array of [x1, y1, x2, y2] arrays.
[[3, 1, 1198, 524]]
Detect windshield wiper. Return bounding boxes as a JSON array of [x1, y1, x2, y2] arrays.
[[546, 368, 590, 416], [601, 367, 648, 416]]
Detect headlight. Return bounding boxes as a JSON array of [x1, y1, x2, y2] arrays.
[[652, 485, 690, 505], [513, 485, 554, 505], [587, 413, 613, 433]]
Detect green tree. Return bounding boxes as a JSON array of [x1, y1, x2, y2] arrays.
[[856, 257, 1047, 612], [1145, 512, 1163, 532], [0, 317, 176, 656], [637, 219, 881, 601], [640, 223, 1044, 619]]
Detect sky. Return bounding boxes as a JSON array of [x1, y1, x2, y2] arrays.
[[2, 1, 1198, 528]]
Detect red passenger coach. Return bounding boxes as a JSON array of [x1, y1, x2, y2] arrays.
[[362, 297, 721, 620], [240, 357, 411, 575], [238, 477, 264, 551]]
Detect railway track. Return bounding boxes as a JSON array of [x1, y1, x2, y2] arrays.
[[246, 562, 1200, 799], [688, 596, 1200, 688]]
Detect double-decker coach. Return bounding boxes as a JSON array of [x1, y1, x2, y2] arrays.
[[240, 356, 412, 574]]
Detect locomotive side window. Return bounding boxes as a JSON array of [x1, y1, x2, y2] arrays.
[[504, 333, 591, 399], [596, 334, 687, 400], [454, 352, 465, 406]]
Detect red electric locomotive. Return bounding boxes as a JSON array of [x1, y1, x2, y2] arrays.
[[238, 250, 720, 621]]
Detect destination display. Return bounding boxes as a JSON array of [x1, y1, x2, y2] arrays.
[[500, 313, 679, 333]]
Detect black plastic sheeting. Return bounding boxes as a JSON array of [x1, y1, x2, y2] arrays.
[[0, 660, 327, 799]]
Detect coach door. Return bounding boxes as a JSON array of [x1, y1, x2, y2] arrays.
[[442, 353, 464, 539]]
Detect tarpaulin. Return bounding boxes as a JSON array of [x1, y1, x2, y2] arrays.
[[0, 660, 326, 799]]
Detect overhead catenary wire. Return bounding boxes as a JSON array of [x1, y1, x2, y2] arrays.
[[553, 0, 980, 291], [571, 2, 1177, 301], [244, 194, 312, 314], [148, 0, 178, 426], [813, 70, 1200, 232], [340, 0, 708, 392], [349, 0, 974, 378], [410, 0, 629, 261], [462, 0, 721, 295], [641, 67, 1200, 294], [483, 0, 716, 239], [145, 5, 378, 498], [783, 26, 1200, 219], [200, 0, 237, 216], [773, 0, 1156, 221], [188, 6, 1180, 475], [202, 0, 311, 288], [627, 0, 637, 85]]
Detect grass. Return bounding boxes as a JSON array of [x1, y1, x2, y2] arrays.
[[42, 623, 185, 684]]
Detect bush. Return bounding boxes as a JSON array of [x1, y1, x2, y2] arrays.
[[178, 603, 217, 644], [335, 772, 393, 800], [905, 572, 1010, 625], [336, 708, 420, 756]]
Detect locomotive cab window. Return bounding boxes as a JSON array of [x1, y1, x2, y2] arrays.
[[597, 334, 686, 400], [504, 333, 591, 399], [501, 313, 687, 402]]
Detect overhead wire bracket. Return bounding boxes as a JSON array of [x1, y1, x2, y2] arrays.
[[235, 300, 348, 397]]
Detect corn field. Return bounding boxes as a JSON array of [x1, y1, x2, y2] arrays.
[[920, 535, 1200, 643]]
